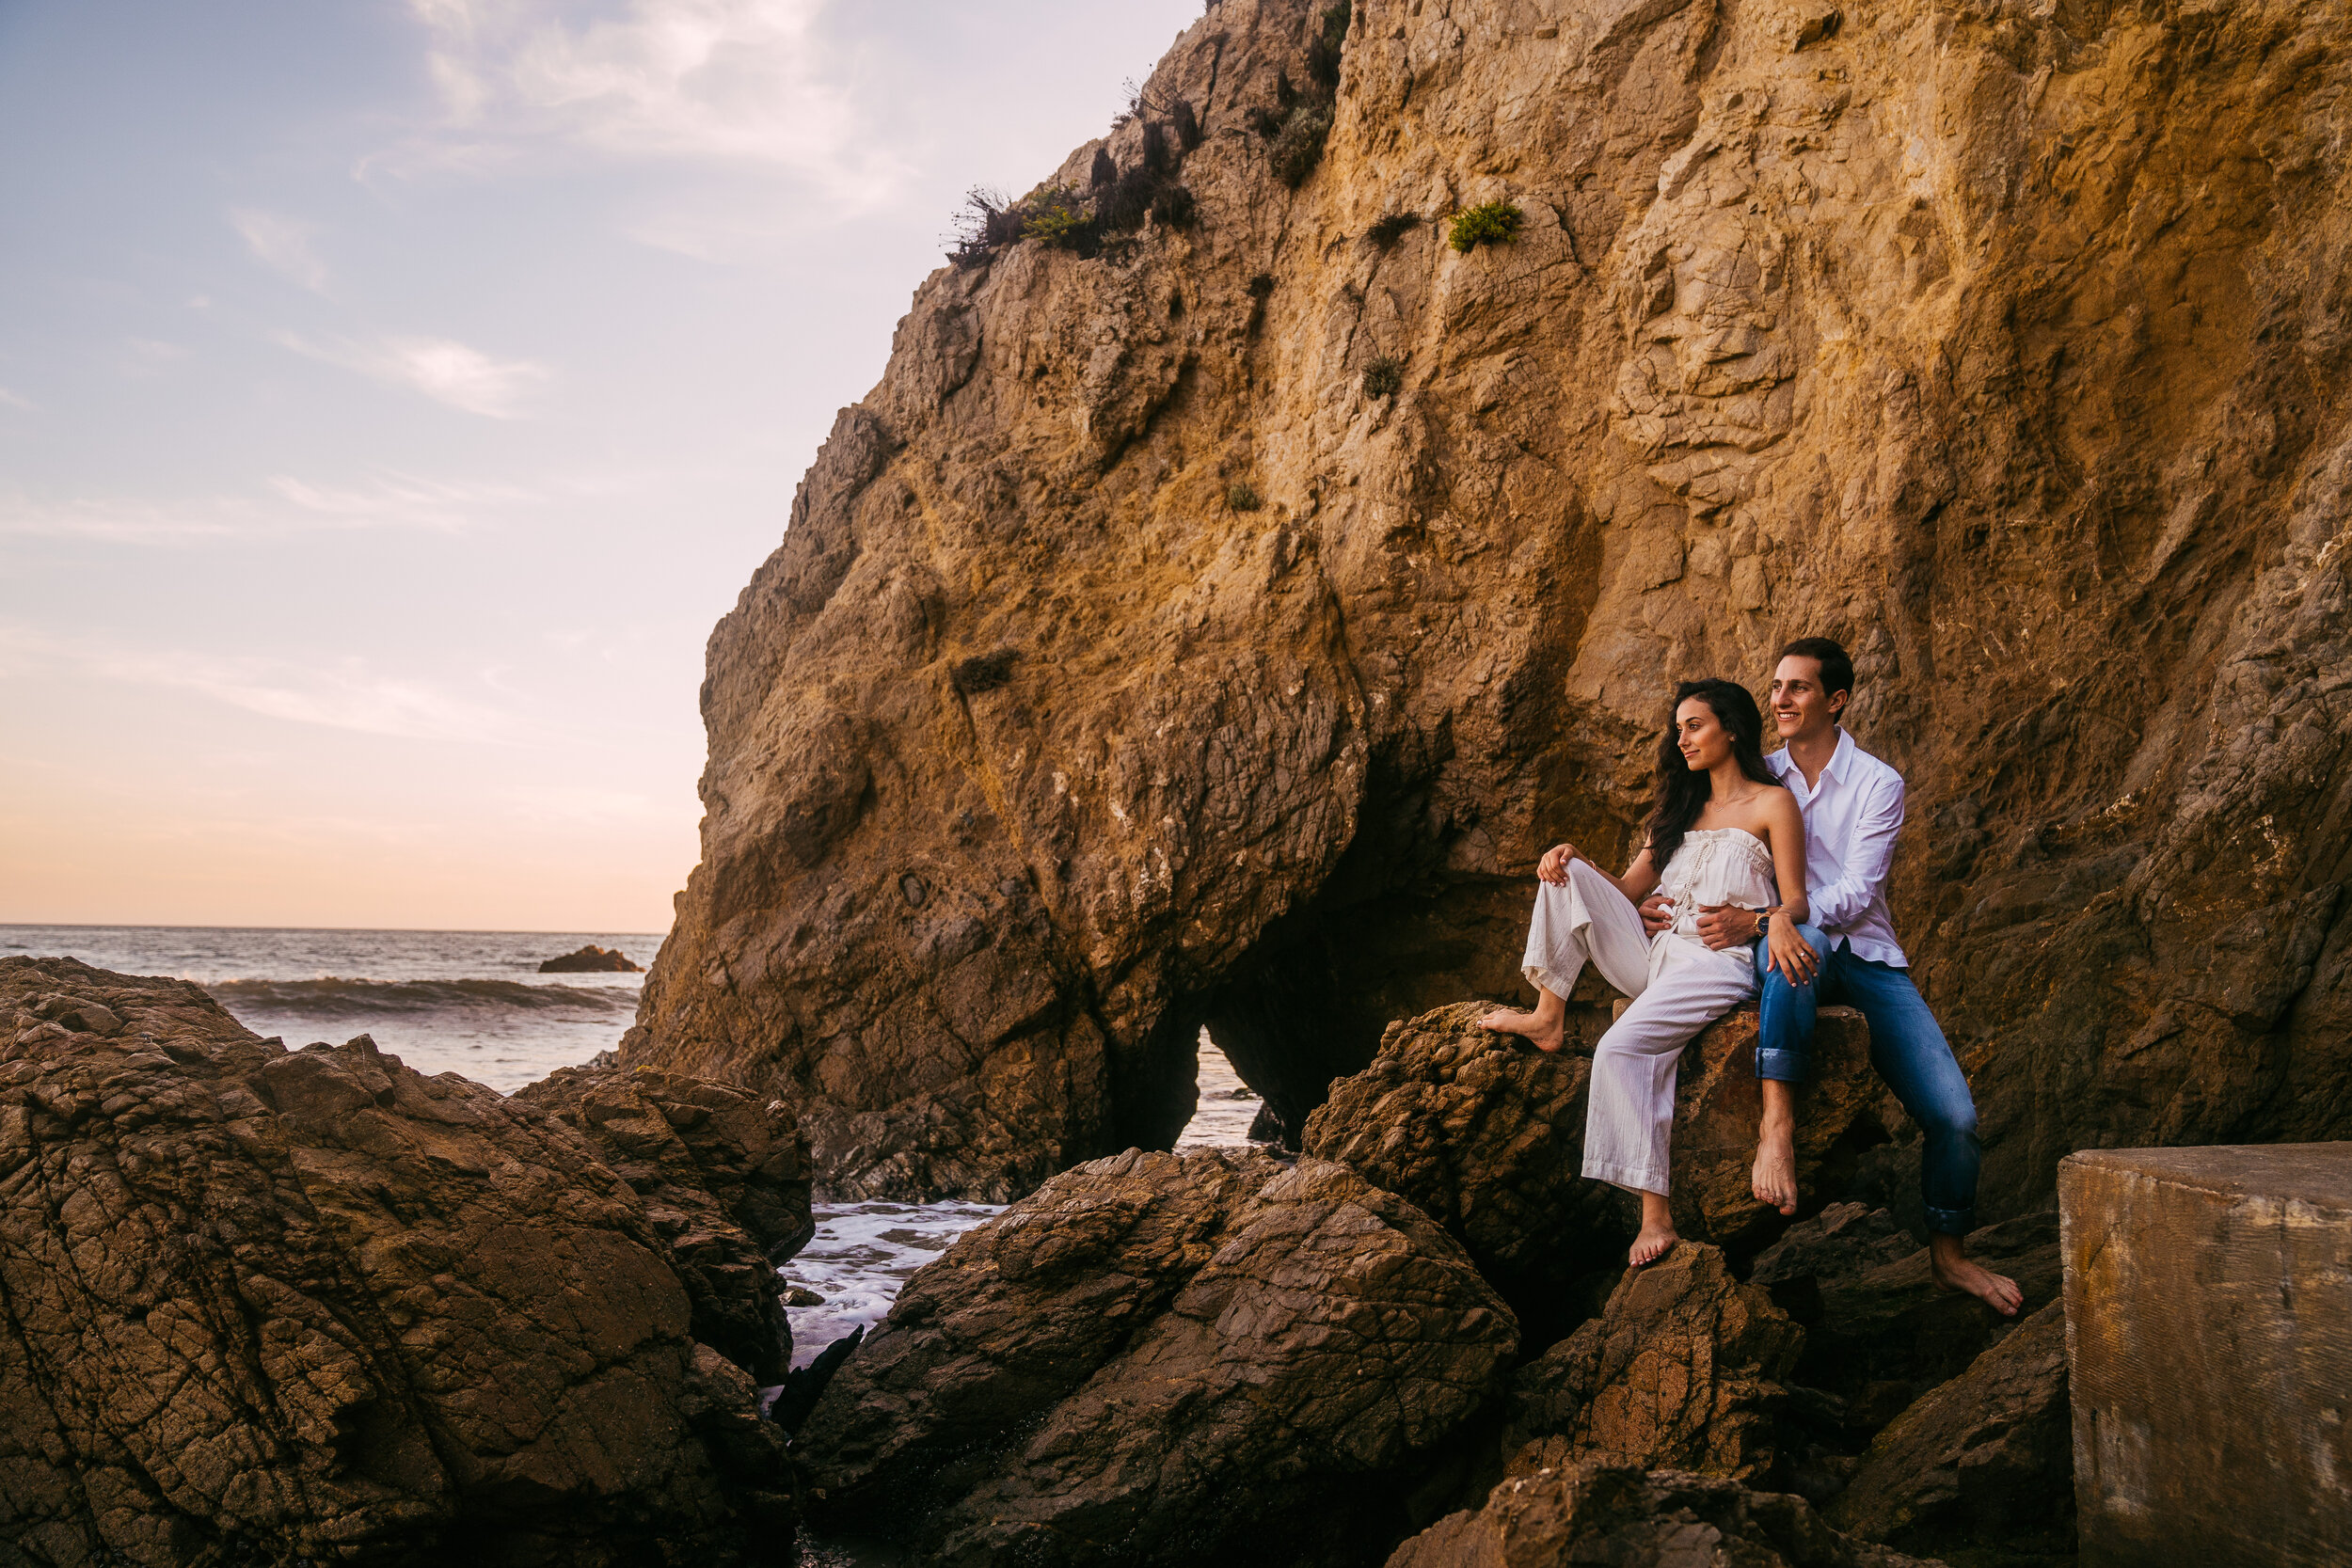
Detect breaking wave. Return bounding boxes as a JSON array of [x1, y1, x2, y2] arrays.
[[205, 975, 640, 1022]]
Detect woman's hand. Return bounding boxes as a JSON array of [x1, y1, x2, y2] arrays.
[[1536, 843, 1582, 884], [1765, 911, 1820, 986]]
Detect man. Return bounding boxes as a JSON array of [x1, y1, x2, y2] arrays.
[[1648, 637, 2022, 1314]]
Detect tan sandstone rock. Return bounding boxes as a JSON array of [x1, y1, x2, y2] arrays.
[[798, 1148, 1518, 1566], [0, 958, 792, 1566], [628, 0, 2352, 1211], [1300, 1000, 1878, 1321], [1504, 1243, 1803, 1483], [1385, 1464, 1940, 1568], [2061, 1145, 2352, 1568]]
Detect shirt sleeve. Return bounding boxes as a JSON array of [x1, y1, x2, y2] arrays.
[[1811, 768, 1905, 932]]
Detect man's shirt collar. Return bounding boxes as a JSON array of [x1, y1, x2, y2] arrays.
[[1769, 726, 1851, 785], [1821, 726, 1856, 783]]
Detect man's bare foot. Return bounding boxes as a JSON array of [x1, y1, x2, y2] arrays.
[[1751, 1117, 1799, 1216], [1930, 1236, 2024, 1316], [1478, 1006, 1565, 1053], [1629, 1218, 1679, 1267]]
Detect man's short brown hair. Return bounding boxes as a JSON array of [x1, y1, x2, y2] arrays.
[[1777, 637, 1854, 698]]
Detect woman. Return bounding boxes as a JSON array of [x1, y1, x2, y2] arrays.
[[1479, 679, 1812, 1266]]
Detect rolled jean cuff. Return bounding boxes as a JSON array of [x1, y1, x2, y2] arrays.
[[1754, 1045, 1806, 1084], [1925, 1204, 1976, 1237]]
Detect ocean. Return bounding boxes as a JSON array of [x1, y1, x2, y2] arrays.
[[1, 924, 664, 1093], [2, 922, 1269, 1378]]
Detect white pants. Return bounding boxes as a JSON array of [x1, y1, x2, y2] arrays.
[[1516, 859, 1760, 1197]]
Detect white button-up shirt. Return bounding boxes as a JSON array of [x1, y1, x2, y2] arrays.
[[1764, 728, 1909, 968]]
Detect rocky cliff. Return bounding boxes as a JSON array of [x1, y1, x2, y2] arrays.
[[631, 0, 2352, 1207]]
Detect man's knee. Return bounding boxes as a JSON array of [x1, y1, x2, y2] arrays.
[[1918, 1095, 1979, 1144]]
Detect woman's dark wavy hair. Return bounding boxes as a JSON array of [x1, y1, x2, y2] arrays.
[[1644, 678, 1780, 871]]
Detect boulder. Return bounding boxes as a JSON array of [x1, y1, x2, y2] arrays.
[[798, 1148, 1518, 1566], [0, 957, 791, 1566], [514, 1062, 815, 1383], [1503, 1243, 1802, 1484], [1760, 1208, 2061, 1427], [1830, 1301, 2072, 1558], [539, 944, 642, 973], [1385, 1464, 1940, 1568], [2061, 1145, 2352, 1568], [1300, 1001, 1880, 1324]]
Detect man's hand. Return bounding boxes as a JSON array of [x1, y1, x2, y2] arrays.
[[1693, 902, 1756, 951], [1535, 843, 1582, 885], [1639, 894, 1674, 937]]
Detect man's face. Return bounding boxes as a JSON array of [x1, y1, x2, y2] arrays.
[[1770, 656, 1846, 739]]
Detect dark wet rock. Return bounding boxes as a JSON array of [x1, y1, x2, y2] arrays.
[[0, 957, 792, 1566], [762, 1325, 865, 1435], [1830, 1302, 2072, 1558], [1300, 1002, 1881, 1329], [1385, 1464, 1942, 1568], [799, 1148, 1517, 1566], [1792, 1212, 2061, 1420], [1755, 1203, 1921, 1286], [1504, 1243, 1803, 1483], [515, 1061, 816, 1384], [540, 943, 643, 973]]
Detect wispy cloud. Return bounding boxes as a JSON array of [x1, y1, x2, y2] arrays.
[[230, 207, 332, 292], [0, 471, 539, 544], [373, 0, 906, 202], [0, 626, 530, 744], [273, 330, 550, 418], [0, 387, 33, 412]]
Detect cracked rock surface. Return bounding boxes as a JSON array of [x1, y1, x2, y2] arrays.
[[798, 1148, 1517, 1566], [514, 1062, 814, 1384], [1504, 1243, 1803, 1484], [0, 957, 791, 1568]]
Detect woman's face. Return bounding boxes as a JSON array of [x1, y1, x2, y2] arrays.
[[1676, 698, 1732, 771]]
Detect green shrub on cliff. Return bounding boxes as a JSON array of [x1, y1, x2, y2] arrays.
[[1449, 200, 1524, 253], [1362, 356, 1404, 399], [1268, 101, 1335, 188], [1023, 189, 1097, 250], [1255, 3, 1351, 190]]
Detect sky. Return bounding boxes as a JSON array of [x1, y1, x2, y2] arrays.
[[0, 0, 1202, 932]]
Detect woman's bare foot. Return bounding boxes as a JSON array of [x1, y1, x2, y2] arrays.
[[1478, 1006, 1565, 1053], [1629, 1192, 1678, 1266], [1629, 1219, 1680, 1266], [1751, 1118, 1799, 1216], [1929, 1234, 2024, 1316]]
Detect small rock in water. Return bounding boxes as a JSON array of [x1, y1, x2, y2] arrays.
[[765, 1325, 864, 1433], [783, 1285, 825, 1307], [538, 944, 643, 974]]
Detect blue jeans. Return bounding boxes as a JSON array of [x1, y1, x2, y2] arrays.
[[1755, 926, 1981, 1235]]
